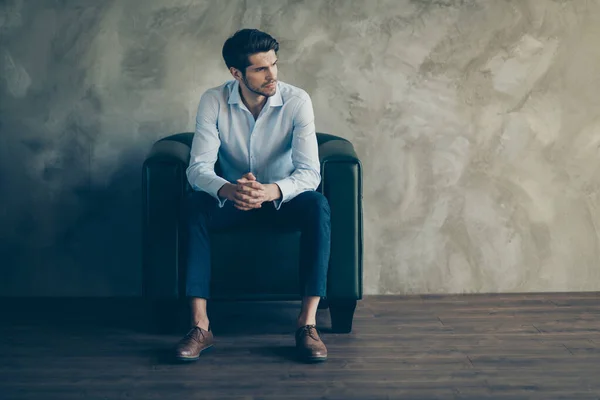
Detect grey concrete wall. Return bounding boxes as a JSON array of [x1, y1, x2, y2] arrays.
[[1, 0, 599, 296]]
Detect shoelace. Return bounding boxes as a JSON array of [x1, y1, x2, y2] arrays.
[[185, 326, 205, 343], [299, 325, 320, 341]]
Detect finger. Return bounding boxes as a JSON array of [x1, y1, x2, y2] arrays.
[[237, 180, 258, 189], [236, 203, 260, 210], [237, 186, 262, 197], [239, 181, 264, 190], [248, 181, 263, 189], [235, 192, 260, 203], [234, 202, 252, 210], [237, 179, 261, 188], [234, 197, 261, 208], [244, 172, 256, 181], [236, 184, 252, 193], [237, 185, 265, 198]]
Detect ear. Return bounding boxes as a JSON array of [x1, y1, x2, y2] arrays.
[[229, 67, 243, 81]]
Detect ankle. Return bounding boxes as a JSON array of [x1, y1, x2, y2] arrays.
[[192, 318, 210, 331], [296, 315, 316, 328]]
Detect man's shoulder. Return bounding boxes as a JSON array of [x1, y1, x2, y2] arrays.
[[278, 81, 310, 104], [200, 80, 236, 102]]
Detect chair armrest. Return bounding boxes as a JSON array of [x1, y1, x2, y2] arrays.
[[318, 139, 360, 164], [318, 139, 363, 300], [142, 139, 191, 299], [146, 139, 191, 166]]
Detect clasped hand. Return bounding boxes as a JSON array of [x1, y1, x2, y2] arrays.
[[219, 172, 274, 211]]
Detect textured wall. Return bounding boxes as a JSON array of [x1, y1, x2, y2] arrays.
[[1, 0, 599, 296]]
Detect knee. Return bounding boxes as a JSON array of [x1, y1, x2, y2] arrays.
[[304, 191, 330, 220]]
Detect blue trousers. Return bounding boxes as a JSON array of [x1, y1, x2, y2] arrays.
[[184, 190, 331, 299]]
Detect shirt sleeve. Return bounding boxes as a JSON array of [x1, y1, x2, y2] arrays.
[[273, 94, 321, 210], [186, 91, 229, 208]]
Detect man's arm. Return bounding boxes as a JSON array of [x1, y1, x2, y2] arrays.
[[272, 94, 321, 210], [186, 91, 229, 207]]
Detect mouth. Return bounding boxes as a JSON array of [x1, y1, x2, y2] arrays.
[[264, 82, 276, 89]]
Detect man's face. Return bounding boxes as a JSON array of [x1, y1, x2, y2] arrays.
[[238, 50, 278, 97]]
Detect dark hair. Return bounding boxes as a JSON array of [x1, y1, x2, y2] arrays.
[[222, 29, 279, 73]]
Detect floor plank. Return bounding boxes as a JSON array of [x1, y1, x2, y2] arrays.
[[1, 294, 599, 399]]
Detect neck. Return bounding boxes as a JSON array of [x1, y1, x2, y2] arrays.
[[239, 83, 267, 114]]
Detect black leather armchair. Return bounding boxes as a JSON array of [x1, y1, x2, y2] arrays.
[[142, 132, 363, 333]]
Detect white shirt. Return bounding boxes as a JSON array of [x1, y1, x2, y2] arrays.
[[186, 80, 321, 210]]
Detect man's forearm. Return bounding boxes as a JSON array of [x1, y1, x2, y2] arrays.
[[187, 167, 229, 200]]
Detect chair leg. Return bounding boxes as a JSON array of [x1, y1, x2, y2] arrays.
[[147, 298, 183, 334], [329, 299, 357, 333]]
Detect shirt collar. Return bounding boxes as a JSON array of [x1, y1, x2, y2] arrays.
[[268, 83, 283, 107], [228, 80, 283, 107], [228, 80, 242, 105]]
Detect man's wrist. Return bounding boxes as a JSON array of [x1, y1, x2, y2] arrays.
[[267, 183, 282, 202], [217, 182, 233, 199]]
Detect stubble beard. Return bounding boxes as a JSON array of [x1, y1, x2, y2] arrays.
[[242, 74, 276, 98]]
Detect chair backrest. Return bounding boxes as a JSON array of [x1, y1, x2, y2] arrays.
[[159, 132, 346, 147], [159, 131, 347, 178]]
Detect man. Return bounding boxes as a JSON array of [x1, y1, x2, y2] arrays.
[[174, 29, 331, 363]]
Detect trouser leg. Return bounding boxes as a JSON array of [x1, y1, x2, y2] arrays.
[[272, 191, 331, 297], [183, 190, 255, 298]]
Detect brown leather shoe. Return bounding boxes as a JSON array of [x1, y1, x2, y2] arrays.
[[175, 326, 214, 361], [295, 324, 327, 362]]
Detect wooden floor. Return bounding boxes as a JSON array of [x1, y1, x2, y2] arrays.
[[1, 293, 600, 399]]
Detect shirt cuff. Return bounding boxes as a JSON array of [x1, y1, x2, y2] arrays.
[[204, 176, 230, 208], [273, 178, 295, 210]]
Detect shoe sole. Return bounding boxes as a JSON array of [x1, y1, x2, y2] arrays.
[[175, 345, 214, 362], [302, 355, 328, 363], [306, 357, 327, 363]]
